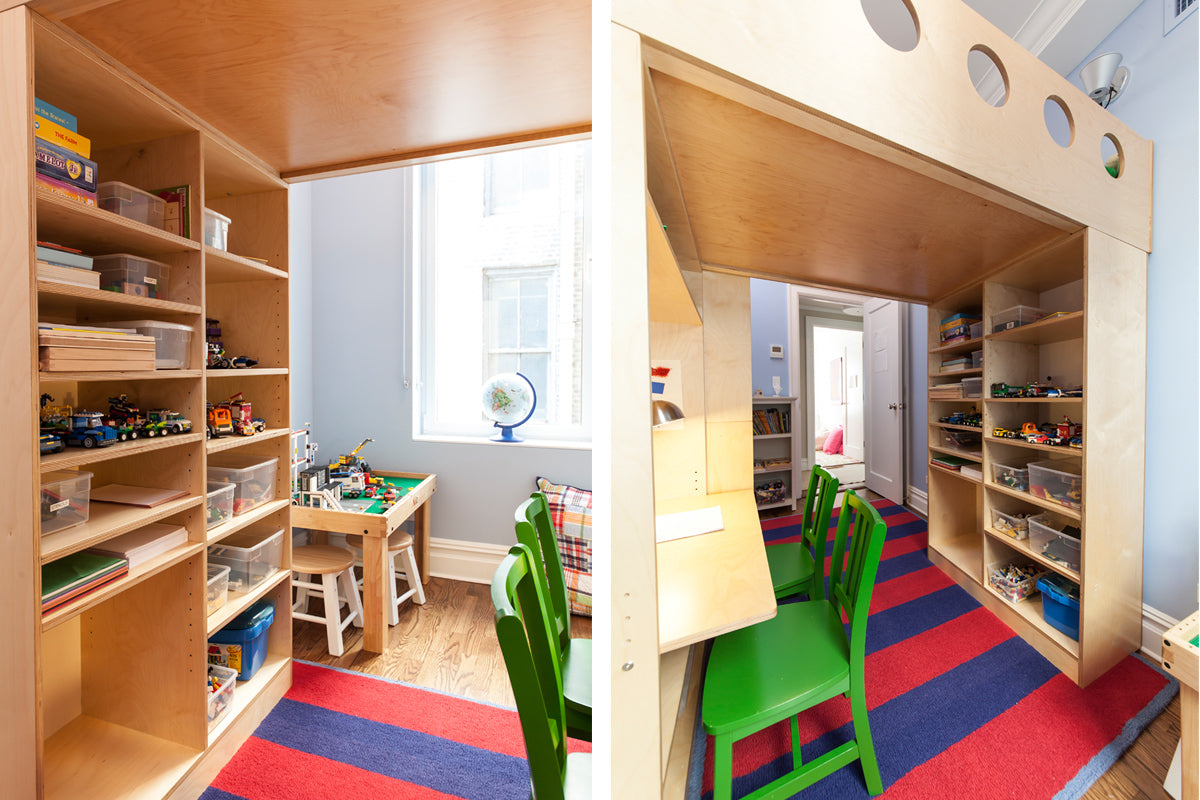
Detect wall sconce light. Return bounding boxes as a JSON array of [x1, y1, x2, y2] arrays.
[[651, 400, 685, 428], [1080, 52, 1129, 108]]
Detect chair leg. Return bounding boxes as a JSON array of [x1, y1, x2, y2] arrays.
[[397, 545, 426, 605], [320, 572, 345, 657], [340, 567, 364, 630], [713, 733, 734, 800], [850, 681, 884, 796], [790, 714, 803, 771], [384, 552, 400, 626]]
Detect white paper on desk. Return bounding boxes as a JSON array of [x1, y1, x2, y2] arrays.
[[655, 506, 724, 543]]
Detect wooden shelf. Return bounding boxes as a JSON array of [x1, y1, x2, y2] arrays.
[[40, 495, 201, 563], [43, 715, 199, 800], [985, 482, 1082, 520], [755, 497, 794, 510], [206, 568, 289, 635], [986, 396, 1083, 404], [930, 422, 983, 433], [928, 462, 981, 484], [206, 499, 291, 545], [928, 533, 981, 582], [204, 367, 289, 379], [983, 526, 1080, 583], [753, 464, 792, 475], [42, 542, 205, 631], [752, 396, 797, 403], [929, 367, 982, 378], [36, 281, 202, 316], [39, 433, 203, 473], [752, 432, 791, 440], [40, 369, 203, 383], [205, 247, 288, 283], [205, 427, 291, 454], [986, 311, 1084, 345], [206, 650, 291, 743], [981, 583, 1079, 658], [985, 435, 1083, 456], [928, 336, 983, 356], [36, 190, 200, 259], [928, 444, 982, 463]]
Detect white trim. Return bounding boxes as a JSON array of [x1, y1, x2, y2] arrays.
[[1140, 603, 1179, 663], [906, 486, 929, 518], [427, 537, 511, 584]]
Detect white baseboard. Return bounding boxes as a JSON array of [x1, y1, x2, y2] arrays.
[[906, 487, 929, 517], [1140, 604, 1179, 663], [428, 537, 511, 584]]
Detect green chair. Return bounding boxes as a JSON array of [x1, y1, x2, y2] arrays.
[[764, 465, 840, 601], [515, 493, 592, 742], [702, 490, 888, 800], [491, 544, 590, 800]]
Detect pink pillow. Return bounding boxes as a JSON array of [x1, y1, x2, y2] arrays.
[[823, 426, 844, 455]]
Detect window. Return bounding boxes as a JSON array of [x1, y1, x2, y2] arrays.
[[415, 139, 590, 443]]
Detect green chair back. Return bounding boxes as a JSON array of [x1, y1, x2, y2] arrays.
[[799, 465, 840, 594], [491, 544, 569, 799], [515, 492, 571, 649], [829, 491, 888, 659]]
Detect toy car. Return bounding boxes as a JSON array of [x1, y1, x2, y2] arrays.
[[1068, 436, 1083, 449], [992, 426, 1020, 439], [148, 409, 193, 435], [61, 412, 118, 449], [39, 433, 64, 454], [991, 383, 1023, 399]]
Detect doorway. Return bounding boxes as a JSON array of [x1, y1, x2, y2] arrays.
[[809, 321, 865, 489]]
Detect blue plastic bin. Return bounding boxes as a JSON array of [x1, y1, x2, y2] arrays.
[[208, 600, 274, 680], [1036, 574, 1080, 641]]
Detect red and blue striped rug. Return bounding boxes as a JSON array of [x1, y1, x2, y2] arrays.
[[201, 660, 590, 800], [691, 499, 1177, 800]]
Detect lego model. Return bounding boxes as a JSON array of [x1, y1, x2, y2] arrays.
[[39, 433, 64, 454], [147, 408, 193, 435], [206, 403, 235, 438], [223, 393, 266, 436], [61, 412, 118, 449]]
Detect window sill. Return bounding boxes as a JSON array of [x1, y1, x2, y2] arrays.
[[412, 433, 591, 451]]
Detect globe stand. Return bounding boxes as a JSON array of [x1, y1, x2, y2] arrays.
[[483, 372, 537, 443]]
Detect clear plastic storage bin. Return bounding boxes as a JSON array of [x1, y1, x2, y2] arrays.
[[1028, 512, 1082, 571], [970, 350, 983, 369], [962, 377, 983, 398], [93, 254, 170, 299], [206, 481, 235, 530], [207, 454, 278, 516], [991, 461, 1030, 492], [990, 508, 1030, 540], [204, 208, 231, 250], [992, 305, 1046, 333], [206, 663, 237, 730], [98, 181, 166, 229], [1028, 460, 1083, 510], [207, 524, 283, 592], [987, 557, 1044, 603], [206, 563, 231, 615], [96, 319, 192, 368], [40, 470, 93, 535]]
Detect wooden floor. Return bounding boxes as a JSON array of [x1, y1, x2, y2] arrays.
[[292, 575, 591, 707], [292, 566, 1179, 800]]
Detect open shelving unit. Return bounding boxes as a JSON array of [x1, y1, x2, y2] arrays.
[[751, 396, 798, 512], [2, 9, 293, 799], [926, 231, 1146, 686]]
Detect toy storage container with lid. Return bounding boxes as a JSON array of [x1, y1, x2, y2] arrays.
[[962, 377, 983, 398], [992, 304, 1046, 333], [207, 524, 283, 593], [206, 663, 237, 729], [207, 600, 275, 680], [95, 319, 192, 368], [1028, 512, 1082, 571], [205, 481, 235, 529], [990, 508, 1030, 540], [204, 208, 231, 250], [1028, 459, 1083, 509], [93, 254, 171, 299], [206, 563, 231, 616], [207, 454, 278, 515], [1036, 573, 1081, 640], [97, 181, 166, 229], [40, 470, 93, 535]]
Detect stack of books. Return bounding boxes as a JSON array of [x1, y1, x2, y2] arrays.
[[929, 453, 974, 472], [929, 382, 964, 399], [36, 241, 98, 289], [42, 551, 128, 616], [940, 312, 981, 345], [37, 323, 156, 372], [940, 355, 972, 373], [33, 98, 97, 206]]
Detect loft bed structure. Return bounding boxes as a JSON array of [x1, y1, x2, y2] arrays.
[[607, 1, 1152, 797]]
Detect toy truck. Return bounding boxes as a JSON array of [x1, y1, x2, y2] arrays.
[[147, 408, 193, 435], [223, 393, 266, 436], [206, 404, 235, 438]]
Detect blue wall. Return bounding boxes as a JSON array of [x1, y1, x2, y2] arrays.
[[1067, 0, 1198, 620], [749, 279, 790, 396], [294, 169, 591, 551]]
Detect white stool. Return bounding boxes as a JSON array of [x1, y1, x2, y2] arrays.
[[292, 545, 363, 657], [349, 530, 426, 626]]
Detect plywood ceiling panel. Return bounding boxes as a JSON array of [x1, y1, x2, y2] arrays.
[[44, 0, 590, 178], [649, 70, 1077, 303]]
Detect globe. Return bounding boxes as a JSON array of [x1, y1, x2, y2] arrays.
[[481, 372, 537, 442]]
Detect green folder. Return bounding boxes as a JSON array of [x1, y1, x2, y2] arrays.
[[42, 551, 127, 600]]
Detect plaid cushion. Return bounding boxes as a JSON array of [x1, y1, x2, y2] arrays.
[[536, 477, 592, 617]]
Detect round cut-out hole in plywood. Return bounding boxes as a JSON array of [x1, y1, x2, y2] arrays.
[[1101, 134, 1124, 178], [967, 45, 1008, 107], [861, 0, 919, 52], [1044, 96, 1074, 148]]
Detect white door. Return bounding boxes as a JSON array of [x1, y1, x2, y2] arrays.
[[863, 298, 906, 504], [843, 336, 864, 461]]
